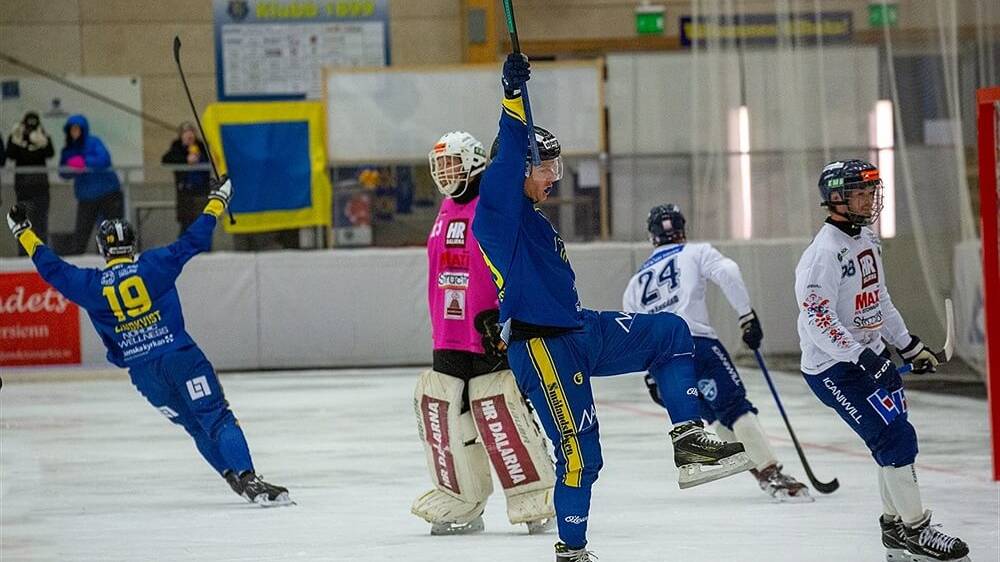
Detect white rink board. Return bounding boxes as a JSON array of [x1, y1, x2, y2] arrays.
[[1, 367, 997, 561]]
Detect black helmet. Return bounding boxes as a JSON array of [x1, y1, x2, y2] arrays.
[[647, 204, 686, 246], [490, 125, 561, 163], [96, 219, 136, 260], [817, 159, 884, 226]]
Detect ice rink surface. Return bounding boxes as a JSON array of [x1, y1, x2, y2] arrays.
[[2, 366, 997, 562]]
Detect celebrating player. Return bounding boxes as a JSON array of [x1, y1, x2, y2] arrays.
[[623, 204, 811, 502], [6, 177, 291, 507], [472, 53, 752, 562], [411, 131, 556, 535], [796, 159, 968, 561]]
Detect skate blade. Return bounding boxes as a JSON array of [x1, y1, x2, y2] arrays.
[[907, 555, 969, 562], [678, 452, 753, 489], [884, 548, 911, 562], [249, 492, 295, 507], [430, 518, 485, 536], [526, 517, 555, 535], [771, 490, 815, 504]]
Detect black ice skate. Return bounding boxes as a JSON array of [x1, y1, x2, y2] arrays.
[[751, 464, 813, 503], [430, 514, 485, 536], [879, 515, 911, 562], [670, 420, 753, 489], [902, 511, 970, 561], [236, 471, 293, 507], [554, 541, 598, 561], [223, 470, 243, 497]]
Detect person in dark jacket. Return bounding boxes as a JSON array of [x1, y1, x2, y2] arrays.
[[6, 111, 55, 255], [59, 114, 123, 255], [161, 122, 211, 234]]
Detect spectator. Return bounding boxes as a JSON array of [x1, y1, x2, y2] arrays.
[[6, 111, 55, 255], [59, 114, 122, 255], [161, 122, 211, 234]]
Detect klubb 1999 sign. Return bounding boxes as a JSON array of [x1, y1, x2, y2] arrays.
[[0, 272, 80, 366]]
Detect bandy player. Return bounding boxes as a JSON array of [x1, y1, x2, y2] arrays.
[[796, 159, 969, 562], [411, 131, 555, 535]]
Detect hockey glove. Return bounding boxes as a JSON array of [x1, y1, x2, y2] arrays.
[[856, 348, 902, 391], [897, 335, 938, 374], [739, 309, 763, 351], [644, 373, 665, 407], [208, 174, 232, 208], [7, 204, 31, 238], [501, 53, 530, 98], [474, 309, 507, 365]]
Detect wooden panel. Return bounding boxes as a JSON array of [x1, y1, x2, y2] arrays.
[[81, 23, 215, 75], [0, 25, 83, 74]]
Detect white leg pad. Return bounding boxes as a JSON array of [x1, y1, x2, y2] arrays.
[[468, 370, 556, 525], [880, 464, 924, 525], [731, 413, 779, 471], [412, 370, 492, 524]]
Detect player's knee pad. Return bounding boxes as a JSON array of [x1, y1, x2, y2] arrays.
[[468, 370, 556, 524], [412, 370, 492, 524], [872, 417, 918, 467]]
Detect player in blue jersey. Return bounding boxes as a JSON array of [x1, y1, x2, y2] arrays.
[[6, 176, 291, 507], [472, 54, 753, 562]]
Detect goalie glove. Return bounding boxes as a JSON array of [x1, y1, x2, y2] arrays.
[[898, 335, 938, 374], [7, 204, 31, 238], [474, 309, 507, 365], [208, 174, 233, 208]]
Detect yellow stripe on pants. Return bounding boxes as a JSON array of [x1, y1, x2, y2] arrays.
[[528, 337, 583, 487]]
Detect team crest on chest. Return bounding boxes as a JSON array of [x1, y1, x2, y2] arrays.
[[445, 220, 468, 247], [857, 249, 879, 289]]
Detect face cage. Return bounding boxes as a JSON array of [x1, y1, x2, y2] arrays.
[[830, 179, 885, 226], [429, 153, 471, 197]]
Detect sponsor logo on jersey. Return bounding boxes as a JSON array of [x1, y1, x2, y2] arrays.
[[564, 515, 589, 524], [578, 404, 598, 433], [686, 387, 699, 397], [100, 270, 116, 286], [186, 376, 212, 400], [867, 388, 907, 425], [823, 377, 863, 424], [529, 339, 584, 488], [471, 395, 541, 488], [438, 251, 469, 269], [573, 371, 584, 385], [444, 289, 466, 320], [437, 272, 470, 289], [421, 396, 460, 494], [711, 345, 742, 388], [697, 379, 718, 401], [445, 220, 468, 247], [855, 290, 880, 310], [858, 249, 879, 289]]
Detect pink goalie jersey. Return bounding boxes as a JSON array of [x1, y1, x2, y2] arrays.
[[427, 196, 498, 353]]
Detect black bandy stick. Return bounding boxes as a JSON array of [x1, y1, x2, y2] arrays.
[[173, 36, 235, 225]]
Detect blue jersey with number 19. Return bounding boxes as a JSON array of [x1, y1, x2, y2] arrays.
[[27, 213, 217, 367], [472, 95, 582, 330]]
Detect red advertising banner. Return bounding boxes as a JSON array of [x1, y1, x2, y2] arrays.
[[0, 271, 81, 366]]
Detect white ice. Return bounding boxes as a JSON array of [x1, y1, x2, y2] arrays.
[[2, 367, 997, 561]]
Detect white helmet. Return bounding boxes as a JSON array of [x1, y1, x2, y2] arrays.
[[428, 131, 487, 198]]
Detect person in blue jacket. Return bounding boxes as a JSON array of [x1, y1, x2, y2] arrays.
[[6, 176, 292, 507], [59, 114, 123, 255], [472, 54, 753, 561]]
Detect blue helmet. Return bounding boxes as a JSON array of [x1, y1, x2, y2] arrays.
[[647, 204, 686, 246], [817, 159, 884, 226]]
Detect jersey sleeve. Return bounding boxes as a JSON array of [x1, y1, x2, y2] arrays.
[[797, 250, 865, 363], [700, 244, 753, 317], [139, 211, 217, 293], [21, 230, 94, 304], [477, 95, 529, 219]]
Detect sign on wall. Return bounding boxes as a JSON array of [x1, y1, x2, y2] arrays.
[[213, 0, 390, 101], [0, 272, 81, 367], [679, 12, 853, 47]]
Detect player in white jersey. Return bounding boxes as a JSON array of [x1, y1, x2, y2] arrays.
[[796, 159, 969, 562], [623, 204, 810, 502]]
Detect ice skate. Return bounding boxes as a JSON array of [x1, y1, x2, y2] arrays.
[[526, 516, 555, 535], [902, 511, 970, 561], [555, 541, 598, 561], [880, 515, 912, 561], [751, 464, 813, 503], [670, 420, 753, 489], [430, 514, 485, 536], [236, 471, 293, 507]]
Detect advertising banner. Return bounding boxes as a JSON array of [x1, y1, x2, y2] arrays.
[[0, 271, 81, 366]]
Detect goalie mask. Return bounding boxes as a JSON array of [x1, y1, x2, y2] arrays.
[[647, 204, 686, 246], [429, 131, 488, 198], [97, 219, 136, 260], [490, 126, 563, 181], [818, 159, 884, 226]]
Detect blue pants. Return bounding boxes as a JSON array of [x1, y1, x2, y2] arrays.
[[128, 345, 254, 476], [693, 337, 758, 429], [803, 361, 917, 467], [507, 309, 700, 548]]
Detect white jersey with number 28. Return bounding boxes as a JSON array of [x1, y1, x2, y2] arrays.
[[622, 243, 752, 339]]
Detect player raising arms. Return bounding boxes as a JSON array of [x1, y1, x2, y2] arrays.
[[624, 204, 811, 502], [473, 54, 752, 562], [6, 177, 291, 507], [411, 131, 556, 536], [796, 159, 968, 561]]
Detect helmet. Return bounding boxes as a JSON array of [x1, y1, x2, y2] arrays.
[[817, 159, 884, 226], [490, 126, 562, 180], [96, 219, 136, 260], [428, 131, 488, 198], [647, 204, 686, 246]]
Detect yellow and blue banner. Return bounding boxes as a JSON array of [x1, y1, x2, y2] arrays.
[[202, 101, 332, 234]]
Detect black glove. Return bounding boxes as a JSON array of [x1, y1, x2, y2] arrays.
[[474, 309, 507, 364], [501, 53, 531, 97], [739, 309, 763, 351], [856, 348, 902, 391], [644, 373, 664, 407], [7, 204, 31, 237], [897, 335, 938, 374], [208, 174, 232, 208]]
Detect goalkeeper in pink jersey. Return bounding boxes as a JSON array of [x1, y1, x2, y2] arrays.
[[411, 131, 556, 536]]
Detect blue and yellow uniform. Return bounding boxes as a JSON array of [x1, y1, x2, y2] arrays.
[[15, 200, 254, 477], [472, 94, 702, 549]]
